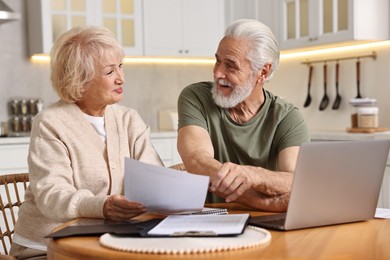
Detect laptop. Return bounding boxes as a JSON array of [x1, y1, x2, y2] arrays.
[[249, 139, 390, 231]]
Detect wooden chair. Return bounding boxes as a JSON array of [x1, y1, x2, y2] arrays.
[[0, 173, 29, 256]]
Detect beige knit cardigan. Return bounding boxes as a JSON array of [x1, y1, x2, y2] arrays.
[[14, 100, 163, 246]]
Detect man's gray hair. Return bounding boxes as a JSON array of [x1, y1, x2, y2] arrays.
[[224, 19, 280, 81]]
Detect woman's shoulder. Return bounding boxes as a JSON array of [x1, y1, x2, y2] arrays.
[[34, 100, 75, 121]]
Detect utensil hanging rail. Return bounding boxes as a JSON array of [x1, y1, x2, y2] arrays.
[[301, 51, 376, 65]]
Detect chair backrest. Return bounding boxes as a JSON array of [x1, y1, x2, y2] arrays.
[[0, 173, 29, 255]]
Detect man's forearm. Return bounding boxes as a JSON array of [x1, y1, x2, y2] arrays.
[[184, 155, 222, 177], [235, 190, 290, 212]]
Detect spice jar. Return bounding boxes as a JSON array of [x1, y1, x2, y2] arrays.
[[357, 107, 378, 128]]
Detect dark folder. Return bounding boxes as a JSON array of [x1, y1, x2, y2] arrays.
[[47, 214, 250, 238], [46, 219, 162, 238]]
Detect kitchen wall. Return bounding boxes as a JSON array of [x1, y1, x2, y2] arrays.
[[1, 0, 390, 132], [268, 45, 390, 131]]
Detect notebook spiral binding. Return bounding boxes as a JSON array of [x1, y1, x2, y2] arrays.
[[190, 208, 228, 215]]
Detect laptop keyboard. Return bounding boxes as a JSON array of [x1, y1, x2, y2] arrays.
[[249, 213, 286, 227]]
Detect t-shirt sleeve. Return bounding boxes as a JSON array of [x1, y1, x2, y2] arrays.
[[274, 107, 310, 152], [177, 83, 209, 130]]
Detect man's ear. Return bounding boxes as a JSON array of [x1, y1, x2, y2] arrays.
[[257, 63, 272, 83]]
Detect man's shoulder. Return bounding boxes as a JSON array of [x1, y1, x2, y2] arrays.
[[265, 90, 297, 112], [180, 81, 213, 103], [183, 81, 213, 93]]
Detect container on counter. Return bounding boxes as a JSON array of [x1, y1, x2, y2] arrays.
[[349, 98, 378, 129], [357, 106, 379, 128], [0, 122, 8, 137]]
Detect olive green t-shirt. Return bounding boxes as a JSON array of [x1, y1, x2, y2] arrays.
[[178, 81, 310, 171]]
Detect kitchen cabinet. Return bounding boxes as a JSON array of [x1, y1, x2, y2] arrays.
[[150, 132, 181, 167], [224, 0, 279, 42], [0, 140, 29, 175], [95, 0, 143, 55], [143, 0, 225, 57], [279, 0, 389, 50], [27, 0, 143, 56]]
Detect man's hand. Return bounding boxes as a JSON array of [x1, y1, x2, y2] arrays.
[[103, 195, 146, 221], [209, 162, 257, 202]]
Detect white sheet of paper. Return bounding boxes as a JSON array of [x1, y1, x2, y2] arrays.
[[147, 214, 250, 236], [124, 158, 210, 214], [375, 208, 390, 218]]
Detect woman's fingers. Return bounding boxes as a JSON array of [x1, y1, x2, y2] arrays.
[[103, 195, 146, 221]]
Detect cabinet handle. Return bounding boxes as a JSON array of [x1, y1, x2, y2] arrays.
[[178, 50, 183, 54], [308, 37, 319, 42], [185, 50, 189, 54]]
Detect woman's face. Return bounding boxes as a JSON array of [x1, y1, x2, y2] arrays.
[[78, 56, 125, 115]]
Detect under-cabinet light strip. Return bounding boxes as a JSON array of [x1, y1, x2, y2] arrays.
[[30, 40, 390, 64], [301, 51, 377, 65]]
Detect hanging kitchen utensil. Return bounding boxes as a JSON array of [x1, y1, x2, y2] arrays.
[[319, 63, 329, 111], [355, 59, 362, 98], [303, 65, 313, 107], [332, 62, 342, 109]]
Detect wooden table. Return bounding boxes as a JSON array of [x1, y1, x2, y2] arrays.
[[47, 203, 390, 260]]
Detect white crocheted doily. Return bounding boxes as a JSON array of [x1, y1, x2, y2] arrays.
[[99, 226, 271, 254]]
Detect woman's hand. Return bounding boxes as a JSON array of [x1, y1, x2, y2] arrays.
[[103, 195, 146, 221], [169, 163, 186, 171]]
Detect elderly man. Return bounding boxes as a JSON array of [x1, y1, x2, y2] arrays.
[[177, 19, 309, 212]]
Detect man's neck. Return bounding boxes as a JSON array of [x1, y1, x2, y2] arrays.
[[228, 87, 265, 124]]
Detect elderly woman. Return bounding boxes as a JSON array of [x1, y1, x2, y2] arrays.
[[10, 26, 164, 259]]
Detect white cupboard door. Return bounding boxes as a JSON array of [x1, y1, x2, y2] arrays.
[[280, 0, 389, 50], [143, 0, 182, 56], [224, 0, 280, 46], [27, 0, 95, 55], [96, 0, 144, 55], [27, 0, 143, 56], [280, 0, 312, 50], [0, 144, 29, 174], [181, 0, 225, 57], [143, 0, 224, 57]]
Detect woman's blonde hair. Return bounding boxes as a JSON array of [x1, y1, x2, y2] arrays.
[[50, 26, 124, 103]]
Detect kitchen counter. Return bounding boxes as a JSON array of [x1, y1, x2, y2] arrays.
[[309, 128, 390, 141], [0, 136, 30, 145]]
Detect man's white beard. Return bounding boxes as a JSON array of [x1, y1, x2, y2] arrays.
[[211, 76, 254, 108]]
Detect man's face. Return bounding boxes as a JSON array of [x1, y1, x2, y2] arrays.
[[212, 37, 257, 108]]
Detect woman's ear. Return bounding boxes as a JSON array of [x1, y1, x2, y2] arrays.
[[257, 63, 272, 83]]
